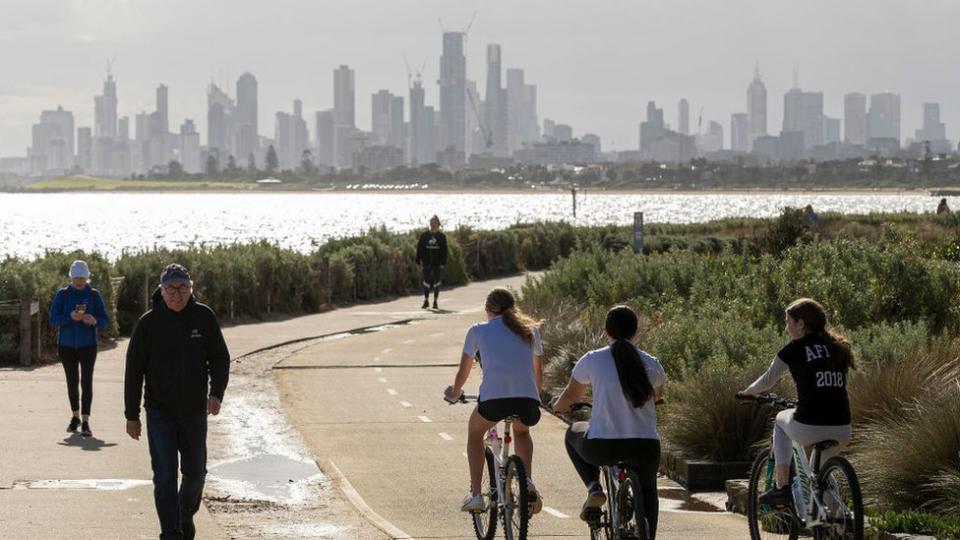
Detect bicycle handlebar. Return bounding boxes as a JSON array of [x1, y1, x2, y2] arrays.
[[735, 392, 797, 408], [444, 392, 478, 405]]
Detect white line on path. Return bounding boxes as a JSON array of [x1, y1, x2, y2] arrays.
[[543, 506, 570, 519], [402, 339, 416, 345], [438, 432, 454, 441], [377, 377, 388, 383], [462, 452, 468, 459], [326, 460, 413, 539], [399, 401, 412, 408], [386, 389, 398, 396], [418, 415, 432, 423], [373, 367, 383, 373], [381, 348, 392, 354]]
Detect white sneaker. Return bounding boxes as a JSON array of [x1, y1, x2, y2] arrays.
[[527, 479, 543, 515], [461, 493, 486, 513]]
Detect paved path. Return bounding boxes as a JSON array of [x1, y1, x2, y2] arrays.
[[0, 273, 750, 539], [274, 275, 750, 539]]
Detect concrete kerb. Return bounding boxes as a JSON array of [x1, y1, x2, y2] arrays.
[[323, 459, 413, 540]]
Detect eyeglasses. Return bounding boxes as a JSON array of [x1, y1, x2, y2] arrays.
[[163, 284, 192, 295]]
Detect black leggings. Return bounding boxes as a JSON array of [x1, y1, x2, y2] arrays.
[[59, 346, 97, 416], [565, 422, 661, 538]]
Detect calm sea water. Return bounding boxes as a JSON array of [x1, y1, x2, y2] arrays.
[[1, 191, 953, 260]]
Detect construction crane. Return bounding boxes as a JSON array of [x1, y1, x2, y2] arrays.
[[467, 89, 493, 150], [403, 54, 427, 90]]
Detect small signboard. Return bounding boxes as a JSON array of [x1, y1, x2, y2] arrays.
[[633, 211, 644, 252]]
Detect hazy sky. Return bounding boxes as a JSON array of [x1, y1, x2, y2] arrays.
[[1, 0, 958, 156]]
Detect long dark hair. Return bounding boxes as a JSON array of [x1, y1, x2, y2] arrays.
[[605, 305, 654, 407], [786, 298, 856, 370], [485, 288, 538, 344]]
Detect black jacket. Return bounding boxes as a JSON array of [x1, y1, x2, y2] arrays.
[[415, 230, 448, 266], [124, 288, 230, 421]]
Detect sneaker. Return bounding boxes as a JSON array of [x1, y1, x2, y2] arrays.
[[67, 417, 81, 433], [461, 493, 486, 513], [527, 479, 543, 515], [758, 484, 792, 508], [579, 482, 607, 521], [421, 299, 429, 309], [432, 300, 438, 309], [182, 521, 196, 540], [80, 421, 92, 437]]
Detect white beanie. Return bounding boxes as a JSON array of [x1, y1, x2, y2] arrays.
[[69, 260, 91, 279]]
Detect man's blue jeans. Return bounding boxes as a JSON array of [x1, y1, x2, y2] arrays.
[[146, 408, 207, 540]]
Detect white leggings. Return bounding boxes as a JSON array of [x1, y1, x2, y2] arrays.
[[773, 409, 852, 467]]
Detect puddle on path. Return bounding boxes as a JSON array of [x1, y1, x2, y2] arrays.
[[208, 454, 322, 501], [658, 487, 725, 513], [13, 479, 152, 491]]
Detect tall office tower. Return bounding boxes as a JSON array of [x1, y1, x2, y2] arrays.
[[915, 102, 946, 141], [179, 120, 201, 173], [439, 32, 467, 154], [275, 111, 293, 170], [465, 80, 481, 157], [334, 65, 356, 128], [30, 105, 75, 172], [506, 69, 526, 152], [315, 109, 335, 166], [333, 65, 356, 169], [207, 83, 236, 157], [94, 71, 118, 139], [371, 90, 393, 145], [782, 75, 824, 148], [747, 64, 767, 148], [639, 101, 665, 156], [543, 118, 556, 140], [236, 72, 259, 159], [484, 44, 508, 157], [409, 79, 434, 165], [581, 133, 601, 154], [77, 127, 92, 171], [678, 98, 690, 135], [118, 116, 129, 141], [523, 84, 539, 142], [156, 84, 169, 134], [389, 95, 404, 149], [844, 93, 867, 145], [135, 112, 151, 142], [554, 124, 573, 143], [823, 117, 841, 145], [731, 113, 749, 152], [867, 92, 901, 142], [293, 99, 308, 167]]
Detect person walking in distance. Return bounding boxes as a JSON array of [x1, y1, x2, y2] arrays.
[[49, 260, 110, 437], [416, 215, 448, 309], [124, 264, 230, 540]]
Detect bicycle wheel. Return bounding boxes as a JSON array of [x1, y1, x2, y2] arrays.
[[617, 469, 650, 540], [813, 457, 863, 540], [501, 455, 529, 540], [472, 447, 499, 540], [747, 449, 799, 540]]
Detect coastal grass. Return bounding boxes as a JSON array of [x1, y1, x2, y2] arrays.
[[23, 175, 260, 191]]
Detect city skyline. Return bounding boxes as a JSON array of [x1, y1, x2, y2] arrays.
[[2, 0, 958, 159]]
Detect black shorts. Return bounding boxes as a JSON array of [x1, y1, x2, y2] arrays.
[[478, 398, 541, 426]]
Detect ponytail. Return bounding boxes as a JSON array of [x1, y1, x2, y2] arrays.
[[786, 298, 856, 371], [485, 288, 538, 344], [605, 305, 654, 408]]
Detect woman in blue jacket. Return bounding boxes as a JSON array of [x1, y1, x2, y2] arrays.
[[48, 260, 109, 437]]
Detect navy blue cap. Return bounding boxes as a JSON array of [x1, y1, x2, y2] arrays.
[[160, 263, 191, 286]]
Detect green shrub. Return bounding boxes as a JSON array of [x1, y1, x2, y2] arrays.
[[866, 508, 960, 539]]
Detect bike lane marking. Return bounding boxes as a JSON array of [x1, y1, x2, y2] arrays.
[[418, 415, 432, 423], [438, 432, 454, 441], [543, 507, 570, 519]]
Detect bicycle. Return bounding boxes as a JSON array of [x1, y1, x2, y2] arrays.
[[565, 402, 651, 540], [446, 393, 535, 540], [736, 393, 864, 540]]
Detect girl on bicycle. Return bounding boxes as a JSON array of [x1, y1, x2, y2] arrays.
[[444, 288, 544, 514], [739, 297, 854, 506], [552, 305, 665, 536]]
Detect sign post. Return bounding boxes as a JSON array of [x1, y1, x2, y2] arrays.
[[633, 211, 644, 253]]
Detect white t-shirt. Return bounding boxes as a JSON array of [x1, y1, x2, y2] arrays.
[[462, 316, 542, 402], [571, 345, 666, 440]]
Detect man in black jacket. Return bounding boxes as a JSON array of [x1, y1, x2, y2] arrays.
[[124, 264, 230, 540], [415, 215, 448, 309]]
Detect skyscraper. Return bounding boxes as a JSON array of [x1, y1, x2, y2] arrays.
[[236, 72, 259, 159], [207, 83, 237, 158], [77, 127, 92, 171], [843, 93, 867, 145], [731, 113, 749, 152], [484, 44, 508, 157], [747, 64, 767, 149], [409, 79, 434, 165], [678, 98, 690, 136], [156, 84, 169, 134], [439, 32, 467, 155], [915, 102, 949, 153], [823, 117, 841, 145], [389, 95, 404, 150], [371, 90, 393, 145], [334, 65, 356, 128], [867, 92, 901, 142], [315, 109, 335, 167], [782, 76, 823, 149], [30, 105, 75, 172], [506, 69, 525, 152], [94, 72, 118, 139], [179, 119, 201, 173]]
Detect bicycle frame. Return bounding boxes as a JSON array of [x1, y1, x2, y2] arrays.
[[600, 463, 626, 532], [485, 418, 515, 509], [783, 438, 829, 527]]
